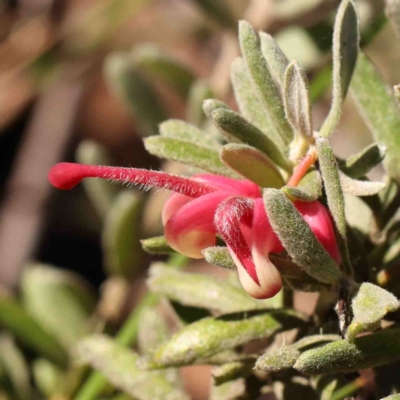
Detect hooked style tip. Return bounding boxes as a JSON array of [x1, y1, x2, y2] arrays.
[[48, 162, 84, 190]]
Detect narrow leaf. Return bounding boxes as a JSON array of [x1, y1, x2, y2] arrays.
[[144, 136, 237, 177], [316, 137, 352, 275], [297, 169, 323, 199], [339, 172, 386, 196], [132, 44, 195, 97], [263, 188, 342, 284], [230, 57, 284, 151], [255, 348, 300, 372], [147, 263, 264, 314], [283, 60, 313, 138], [320, 0, 359, 137], [141, 236, 174, 255], [211, 107, 290, 171], [239, 21, 293, 144], [220, 143, 284, 188], [203, 246, 236, 270], [77, 335, 188, 400], [186, 80, 213, 126], [147, 309, 307, 368], [211, 361, 253, 386], [104, 53, 166, 136], [347, 283, 400, 341], [282, 186, 318, 202], [102, 190, 145, 278], [159, 119, 219, 148], [21, 264, 96, 350], [351, 52, 400, 183], [0, 294, 67, 366], [341, 142, 387, 178], [259, 32, 289, 86], [32, 359, 63, 398], [203, 98, 230, 118], [294, 327, 400, 374]]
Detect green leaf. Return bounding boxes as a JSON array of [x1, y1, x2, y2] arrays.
[[211, 361, 253, 386], [297, 169, 323, 199], [347, 283, 400, 341], [220, 143, 284, 188], [21, 264, 96, 350], [239, 21, 293, 145], [339, 173, 386, 196], [102, 190, 145, 278], [282, 186, 318, 202], [146, 309, 307, 368], [76, 140, 120, 217], [159, 119, 219, 148], [141, 236, 174, 255], [211, 107, 291, 171], [104, 53, 166, 136], [351, 52, 400, 183], [186, 80, 214, 126], [0, 334, 31, 400], [259, 32, 289, 87], [283, 60, 313, 138], [263, 188, 342, 284], [316, 137, 352, 276], [0, 294, 67, 366], [203, 99, 230, 118], [294, 327, 400, 374], [32, 359, 63, 397], [203, 246, 236, 270], [147, 263, 265, 314], [340, 142, 387, 178], [144, 136, 237, 177], [320, 0, 359, 137], [76, 335, 188, 400], [313, 375, 347, 400], [131, 44, 195, 97], [230, 57, 284, 151]]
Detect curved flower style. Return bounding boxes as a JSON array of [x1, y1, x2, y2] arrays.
[[49, 163, 340, 299]]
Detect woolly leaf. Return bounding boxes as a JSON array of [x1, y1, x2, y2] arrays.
[[76, 335, 188, 400], [351, 52, 400, 183], [263, 188, 342, 284], [283, 60, 313, 138], [21, 264, 96, 351], [239, 21, 293, 145], [132, 44, 195, 97], [320, 0, 359, 137], [104, 53, 166, 136], [341, 142, 387, 178], [145, 309, 307, 368], [102, 190, 145, 277], [203, 99, 230, 118], [230, 57, 284, 151], [211, 361, 253, 386], [297, 170, 323, 199], [339, 173, 386, 196], [259, 32, 289, 86], [347, 283, 399, 341], [144, 136, 236, 177], [141, 236, 174, 255], [282, 186, 318, 202], [220, 143, 284, 188], [186, 80, 213, 126], [255, 348, 300, 372], [294, 327, 400, 374], [203, 246, 236, 270], [211, 107, 290, 171]]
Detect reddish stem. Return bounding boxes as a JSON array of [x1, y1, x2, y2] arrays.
[[48, 162, 216, 198], [287, 149, 318, 187]]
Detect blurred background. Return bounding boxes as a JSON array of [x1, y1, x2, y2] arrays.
[[0, 0, 397, 398]]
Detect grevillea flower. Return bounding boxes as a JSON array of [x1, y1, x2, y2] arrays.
[[49, 162, 340, 299]]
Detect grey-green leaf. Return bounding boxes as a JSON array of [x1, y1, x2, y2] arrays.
[[230, 57, 284, 151], [144, 136, 236, 177], [341, 142, 387, 178], [259, 32, 289, 87], [147, 263, 264, 314], [211, 107, 290, 171], [283, 60, 313, 138], [239, 21, 293, 144], [21, 264, 96, 350], [347, 283, 400, 341], [282, 186, 318, 202], [263, 188, 342, 284], [351, 52, 400, 183], [211, 361, 253, 386], [320, 0, 359, 137], [297, 169, 323, 199], [132, 44, 195, 97], [32, 359, 63, 397], [76, 335, 188, 400], [339, 172, 386, 196], [255, 348, 300, 372], [294, 327, 400, 374], [141, 236, 174, 255], [102, 190, 145, 278], [220, 144, 284, 188], [147, 309, 307, 368], [104, 53, 166, 136], [203, 246, 236, 270]]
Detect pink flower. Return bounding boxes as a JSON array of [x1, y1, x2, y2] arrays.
[[49, 163, 340, 299]]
